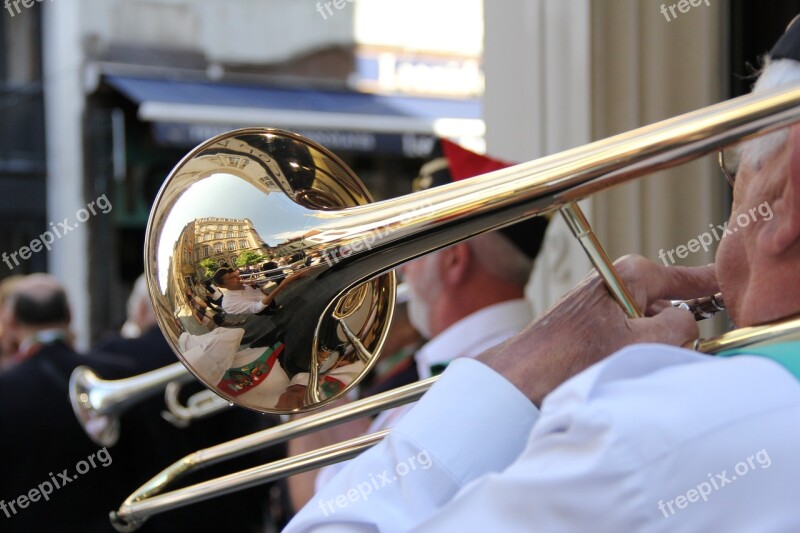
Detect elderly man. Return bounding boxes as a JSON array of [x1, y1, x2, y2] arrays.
[[402, 139, 549, 382], [285, 18, 800, 532]]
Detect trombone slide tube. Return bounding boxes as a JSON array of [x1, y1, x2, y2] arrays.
[[301, 85, 800, 280], [111, 430, 390, 532], [112, 378, 435, 529]]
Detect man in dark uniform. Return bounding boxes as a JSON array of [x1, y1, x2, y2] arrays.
[[0, 274, 133, 532], [91, 274, 289, 531]]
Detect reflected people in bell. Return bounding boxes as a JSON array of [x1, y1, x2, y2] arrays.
[[175, 260, 370, 409]]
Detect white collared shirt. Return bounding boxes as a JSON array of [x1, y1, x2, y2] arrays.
[[414, 299, 533, 380], [314, 299, 533, 490], [290, 344, 800, 532], [221, 285, 267, 314]]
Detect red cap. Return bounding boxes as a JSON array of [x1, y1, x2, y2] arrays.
[[440, 138, 513, 180], [414, 139, 550, 259]]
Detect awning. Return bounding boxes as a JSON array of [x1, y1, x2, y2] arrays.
[[104, 76, 484, 156]]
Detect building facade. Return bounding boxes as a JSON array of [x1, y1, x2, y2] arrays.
[[174, 217, 269, 283]]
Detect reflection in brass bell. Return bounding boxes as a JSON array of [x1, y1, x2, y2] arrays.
[[146, 129, 396, 413]]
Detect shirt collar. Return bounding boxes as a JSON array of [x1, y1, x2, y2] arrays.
[[415, 299, 533, 379], [14, 328, 69, 363]]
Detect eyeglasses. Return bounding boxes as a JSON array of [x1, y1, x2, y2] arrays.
[[718, 146, 740, 187]]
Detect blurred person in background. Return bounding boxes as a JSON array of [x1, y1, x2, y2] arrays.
[[359, 298, 425, 398], [0, 275, 23, 371], [0, 274, 133, 532], [119, 274, 155, 339], [287, 140, 550, 510], [96, 273, 168, 368]]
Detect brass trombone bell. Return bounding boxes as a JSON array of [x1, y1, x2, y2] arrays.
[[146, 129, 397, 414], [69, 363, 194, 446]]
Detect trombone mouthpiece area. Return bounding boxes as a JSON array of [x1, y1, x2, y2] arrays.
[[675, 293, 726, 321]]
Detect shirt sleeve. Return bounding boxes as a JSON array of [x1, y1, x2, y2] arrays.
[[284, 358, 540, 532], [222, 289, 267, 314], [247, 299, 267, 314]]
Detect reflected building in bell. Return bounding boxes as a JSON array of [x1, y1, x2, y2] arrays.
[[174, 217, 268, 285]]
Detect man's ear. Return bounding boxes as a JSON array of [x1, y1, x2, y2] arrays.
[[438, 243, 471, 286], [4, 315, 20, 342], [764, 125, 800, 254]]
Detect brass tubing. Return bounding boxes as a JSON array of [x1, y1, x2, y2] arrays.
[[560, 202, 643, 318], [114, 84, 800, 529], [111, 430, 390, 532], [111, 378, 435, 529]]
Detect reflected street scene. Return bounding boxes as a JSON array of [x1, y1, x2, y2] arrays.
[[148, 130, 395, 412]]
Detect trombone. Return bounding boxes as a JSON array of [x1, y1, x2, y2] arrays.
[[70, 362, 195, 447], [111, 84, 800, 531], [162, 383, 231, 427], [68, 292, 726, 442]]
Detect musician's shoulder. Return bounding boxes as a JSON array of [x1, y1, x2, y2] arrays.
[[538, 344, 800, 459]]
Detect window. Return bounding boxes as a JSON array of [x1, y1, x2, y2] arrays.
[[203, 246, 210, 258], [215, 232, 222, 240], [204, 234, 211, 241], [227, 231, 234, 238], [239, 240, 247, 249], [214, 243, 223, 254], [227, 241, 236, 251]]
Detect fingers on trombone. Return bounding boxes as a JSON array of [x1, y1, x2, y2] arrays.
[[610, 256, 719, 308], [636, 305, 701, 347], [646, 299, 673, 316]]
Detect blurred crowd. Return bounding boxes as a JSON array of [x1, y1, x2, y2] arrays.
[[0, 272, 289, 532]]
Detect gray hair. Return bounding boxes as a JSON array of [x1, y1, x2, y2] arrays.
[[127, 274, 151, 319], [120, 274, 156, 337], [742, 58, 800, 167], [466, 232, 533, 287]]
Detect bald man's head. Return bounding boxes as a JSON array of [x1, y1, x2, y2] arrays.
[[6, 274, 71, 327]]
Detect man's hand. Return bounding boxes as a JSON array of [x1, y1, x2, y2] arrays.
[[477, 255, 719, 406], [276, 384, 308, 409]]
